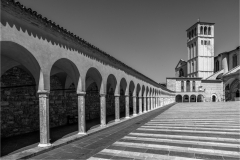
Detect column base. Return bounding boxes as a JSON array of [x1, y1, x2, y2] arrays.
[[125, 116, 130, 119], [133, 114, 137, 116], [115, 119, 120, 122], [78, 132, 87, 135], [38, 143, 51, 147], [100, 124, 106, 127]]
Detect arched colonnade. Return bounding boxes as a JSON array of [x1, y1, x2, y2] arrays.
[[1, 41, 175, 148], [175, 94, 205, 102]]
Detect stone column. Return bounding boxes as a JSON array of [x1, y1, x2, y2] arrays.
[[77, 92, 86, 135], [156, 97, 158, 107], [143, 97, 146, 112], [115, 94, 120, 122], [133, 96, 137, 116], [38, 91, 51, 147], [139, 97, 142, 114], [153, 97, 155, 109], [151, 97, 153, 109], [148, 97, 151, 110], [125, 95, 130, 118], [100, 94, 106, 127]]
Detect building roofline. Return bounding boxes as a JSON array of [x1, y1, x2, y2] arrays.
[[201, 79, 222, 83], [186, 22, 215, 31], [166, 77, 202, 80]]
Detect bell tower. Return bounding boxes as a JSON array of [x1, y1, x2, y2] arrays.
[[186, 20, 215, 79]]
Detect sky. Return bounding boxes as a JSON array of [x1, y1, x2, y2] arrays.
[[18, 0, 239, 83]]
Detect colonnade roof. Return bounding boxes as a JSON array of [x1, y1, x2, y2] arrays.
[[2, 0, 174, 94]]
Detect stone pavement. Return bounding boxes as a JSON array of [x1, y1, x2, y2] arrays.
[[23, 103, 174, 160], [20, 102, 240, 160], [88, 102, 240, 160]]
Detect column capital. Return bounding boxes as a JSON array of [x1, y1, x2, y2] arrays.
[[77, 91, 86, 95], [125, 95, 129, 97], [132, 96, 137, 98], [114, 94, 120, 97], [37, 90, 49, 95]]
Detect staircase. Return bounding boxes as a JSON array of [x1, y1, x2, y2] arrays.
[[89, 102, 240, 160]]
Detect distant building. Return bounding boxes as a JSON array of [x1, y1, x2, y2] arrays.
[[167, 21, 239, 102]]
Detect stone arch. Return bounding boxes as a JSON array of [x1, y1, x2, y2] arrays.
[[85, 67, 103, 94], [129, 81, 135, 116], [197, 94, 204, 102], [200, 26, 203, 34], [204, 26, 207, 35], [142, 85, 146, 111], [212, 94, 217, 102], [190, 95, 196, 102], [230, 79, 240, 100], [106, 74, 117, 123], [119, 78, 127, 118], [1, 41, 43, 154], [48, 58, 81, 142], [183, 95, 189, 102], [119, 78, 128, 96], [146, 86, 149, 111], [176, 95, 182, 102], [136, 83, 141, 114], [208, 27, 211, 35], [50, 58, 81, 91], [85, 67, 103, 131], [1, 41, 42, 90]]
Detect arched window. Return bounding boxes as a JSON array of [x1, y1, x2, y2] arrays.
[[192, 30, 194, 38], [233, 54, 237, 68], [215, 60, 219, 72], [186, 80, 190, 92], [208, 27, 211, 35], [192, 62, 194, 72], [204, 26, 207, 35], [208, 41, 210, 45], [179, 68, 184, 77], [201, 40, 203, 45], [181, 81, 184, 92], [189, 45, 191, 59], [200, 26, 203, 34], [192, 81, 196, 92], [191, 44, 194, 58]]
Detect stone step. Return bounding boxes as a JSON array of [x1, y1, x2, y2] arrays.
[[141, 125, 240, 132], [144, 123, 240, 129], [122, 136, 240, 148], [129, 132, 240, 144]]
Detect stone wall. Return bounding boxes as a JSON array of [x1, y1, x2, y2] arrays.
[[1, 67, 39, 138], [201, 81, 223, 102], [167, 79, 176, 91]]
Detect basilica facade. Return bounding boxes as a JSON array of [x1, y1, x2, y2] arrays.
[[167, 21, 239, 102]]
